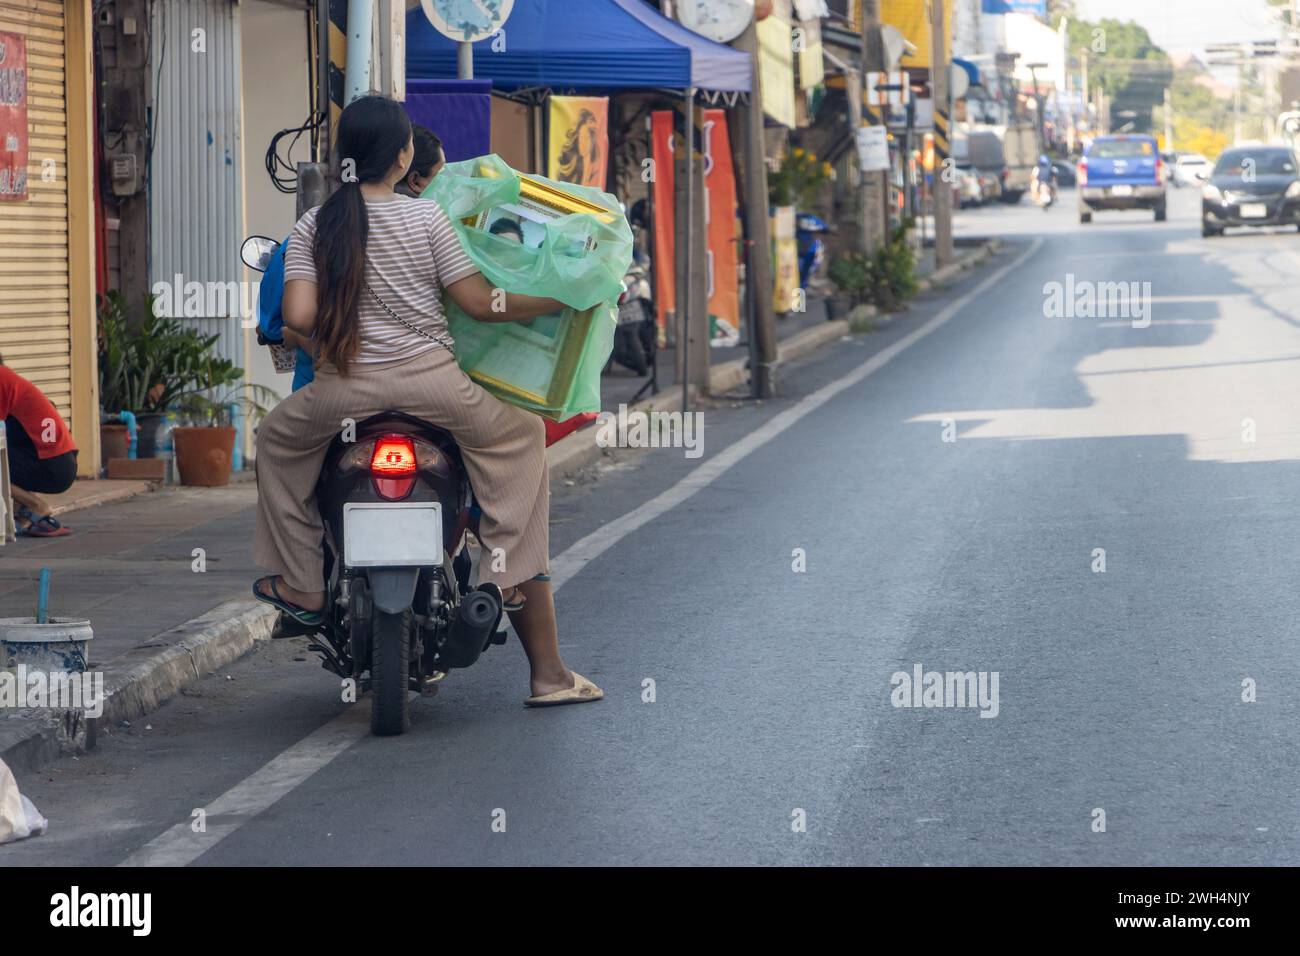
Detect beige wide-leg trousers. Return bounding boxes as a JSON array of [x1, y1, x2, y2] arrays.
[[253, 346, 548, 594]]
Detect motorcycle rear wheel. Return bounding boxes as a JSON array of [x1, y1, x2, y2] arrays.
[[371, 609, 412, 735]]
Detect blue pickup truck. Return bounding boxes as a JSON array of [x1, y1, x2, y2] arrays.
[[1078, 134, 1167, 224]]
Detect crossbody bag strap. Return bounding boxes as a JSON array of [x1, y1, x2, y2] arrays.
[[363, 282, 456, 355]]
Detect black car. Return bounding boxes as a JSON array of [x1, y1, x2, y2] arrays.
[[1201, 146, 1300, 237], [1050, 160, 1076, 187]]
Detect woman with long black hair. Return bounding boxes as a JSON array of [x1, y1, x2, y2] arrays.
[[252, 95, 601, 706]]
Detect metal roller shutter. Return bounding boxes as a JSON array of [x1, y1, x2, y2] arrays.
[[0, 0, 72, 418]]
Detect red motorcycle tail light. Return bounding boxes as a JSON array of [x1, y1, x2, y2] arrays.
[[371, 435, 417, 477]]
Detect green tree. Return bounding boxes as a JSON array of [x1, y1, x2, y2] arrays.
[[1066, 17, 1171, 133]]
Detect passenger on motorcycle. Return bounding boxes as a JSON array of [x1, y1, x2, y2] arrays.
[[1034, 155, 1057, 204], [252, 95, 602, 706]]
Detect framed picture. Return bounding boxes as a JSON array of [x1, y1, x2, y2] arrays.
[[451, 176, 614, 419]]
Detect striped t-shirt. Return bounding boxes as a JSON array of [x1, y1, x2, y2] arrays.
[[283, 194, 479, 366]]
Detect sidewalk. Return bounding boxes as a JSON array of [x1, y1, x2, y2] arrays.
[[0, 485, 271, 770]]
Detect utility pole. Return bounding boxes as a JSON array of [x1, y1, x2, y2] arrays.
[[1234, 60, 1244, 143], [1079, 48, 1089, 132], [1163, 86, 1173, 152], [733, 19, 778, 399], [929, 0, 953, 266], [860, 0, 888, 251]]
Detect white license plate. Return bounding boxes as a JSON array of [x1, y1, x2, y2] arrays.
[[1240, 202, 1267, 218], [1110, 185, 1133, 197], [343, 502, 442, 568]]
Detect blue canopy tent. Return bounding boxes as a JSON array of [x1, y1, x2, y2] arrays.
[[406, 0, 753, 412], [405, 0, 752, 93]]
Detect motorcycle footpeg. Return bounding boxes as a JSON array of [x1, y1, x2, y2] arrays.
[[418, 673, 445, 697], [272, 611, 321, 639]]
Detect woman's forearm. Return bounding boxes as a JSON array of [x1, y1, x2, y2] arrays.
[[477, 292, 564, 323], [445, 273, 563, 323]]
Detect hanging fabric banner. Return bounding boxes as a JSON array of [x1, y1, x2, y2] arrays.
[[650, 109, 676, 341], [771, 205, 799, 314], [0, 32, 29, 201], [405, 79, 492, 162], [547, 95, 609, 190], [702, 108, 739, 341]]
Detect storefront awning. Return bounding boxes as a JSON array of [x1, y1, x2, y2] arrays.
[[406, 0, 752, 93], [952, 58, 982, 89]]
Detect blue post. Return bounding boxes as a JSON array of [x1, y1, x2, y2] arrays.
[[231, 402, 244, 473], [120, 410, 139, 459], [37, 567, 51, 624]]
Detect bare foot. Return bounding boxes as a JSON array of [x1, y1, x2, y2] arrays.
[[257, 576, 325, 612]]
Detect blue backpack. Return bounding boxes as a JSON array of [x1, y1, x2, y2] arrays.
[[256, 237, 315, 392]]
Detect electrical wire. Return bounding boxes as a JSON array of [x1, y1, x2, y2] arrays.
[[266, 113, 325, 194]]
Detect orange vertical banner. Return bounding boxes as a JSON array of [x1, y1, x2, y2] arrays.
[[650, 110, 676, 339], [702, 108, 739, 338]]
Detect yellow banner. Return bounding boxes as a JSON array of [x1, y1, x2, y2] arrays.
[[880, 0, 951, 71], [547, 96, 609, 190], [758, 1, 796, 128]]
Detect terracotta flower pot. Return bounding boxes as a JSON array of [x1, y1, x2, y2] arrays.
[[100, 423, 130, 469], [173, 426, 236, 487]]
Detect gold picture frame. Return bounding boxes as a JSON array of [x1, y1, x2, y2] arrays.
[[450, 175, 611, 419]]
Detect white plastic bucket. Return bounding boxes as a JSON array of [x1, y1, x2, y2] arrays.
[[0, 618, 93, 674]]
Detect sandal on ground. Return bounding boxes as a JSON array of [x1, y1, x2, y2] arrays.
[[524, 672, 604, 708], [16, 511, 70, 538], [252, 576, 325, 626]]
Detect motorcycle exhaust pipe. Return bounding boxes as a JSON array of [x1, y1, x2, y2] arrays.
[[436, 587, 503, 670]]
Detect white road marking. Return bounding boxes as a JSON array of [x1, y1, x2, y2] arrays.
[[120, 708, 369, 867], [119, 238, 1042, 867]]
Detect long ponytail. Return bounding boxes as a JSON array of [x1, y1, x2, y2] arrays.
[[312, 95, 412, 375]]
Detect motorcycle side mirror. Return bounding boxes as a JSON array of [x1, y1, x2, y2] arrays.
[[240, 235, 280, 273]]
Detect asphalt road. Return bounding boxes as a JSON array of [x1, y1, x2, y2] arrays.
[[5, 185, 1300, 866]]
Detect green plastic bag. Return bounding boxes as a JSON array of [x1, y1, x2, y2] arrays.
[[423, 154, 632, 420]]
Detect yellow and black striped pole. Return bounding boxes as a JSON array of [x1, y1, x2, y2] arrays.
[[929, 0, 953, 265], [327, 0, 348, 138], [933, 106, 950, 165]]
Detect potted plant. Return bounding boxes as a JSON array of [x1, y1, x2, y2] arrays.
[[97, 292, 225, 458], [768, 147, 834, 209], [172, 354, 276, 486]]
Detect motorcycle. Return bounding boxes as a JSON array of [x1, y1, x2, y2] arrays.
[[796, 212, 829, 289], [240, 235, 507, 736], [1034, 178, 1056, 211], [609, 245, 656, 377]]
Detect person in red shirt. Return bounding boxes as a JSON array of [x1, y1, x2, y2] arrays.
[[0, 356, 78, 537]]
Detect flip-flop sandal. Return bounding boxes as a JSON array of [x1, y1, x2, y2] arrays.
[[17, 515, 71, 537], [501, 586, 526, 612], [252, 576, 325, 626], [480, 582, 525, 612], [524, 671, 604, 708]]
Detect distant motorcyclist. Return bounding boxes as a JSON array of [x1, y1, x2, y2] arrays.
[[1034, 155, 1057, 205]]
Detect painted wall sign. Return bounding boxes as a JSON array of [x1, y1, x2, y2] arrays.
[[0, 31, 28, 201]]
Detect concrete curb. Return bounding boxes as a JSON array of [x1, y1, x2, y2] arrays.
[[47, 479, 157, 518], [917, 238, 1001, 293], [0, 599, 277, 774]]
